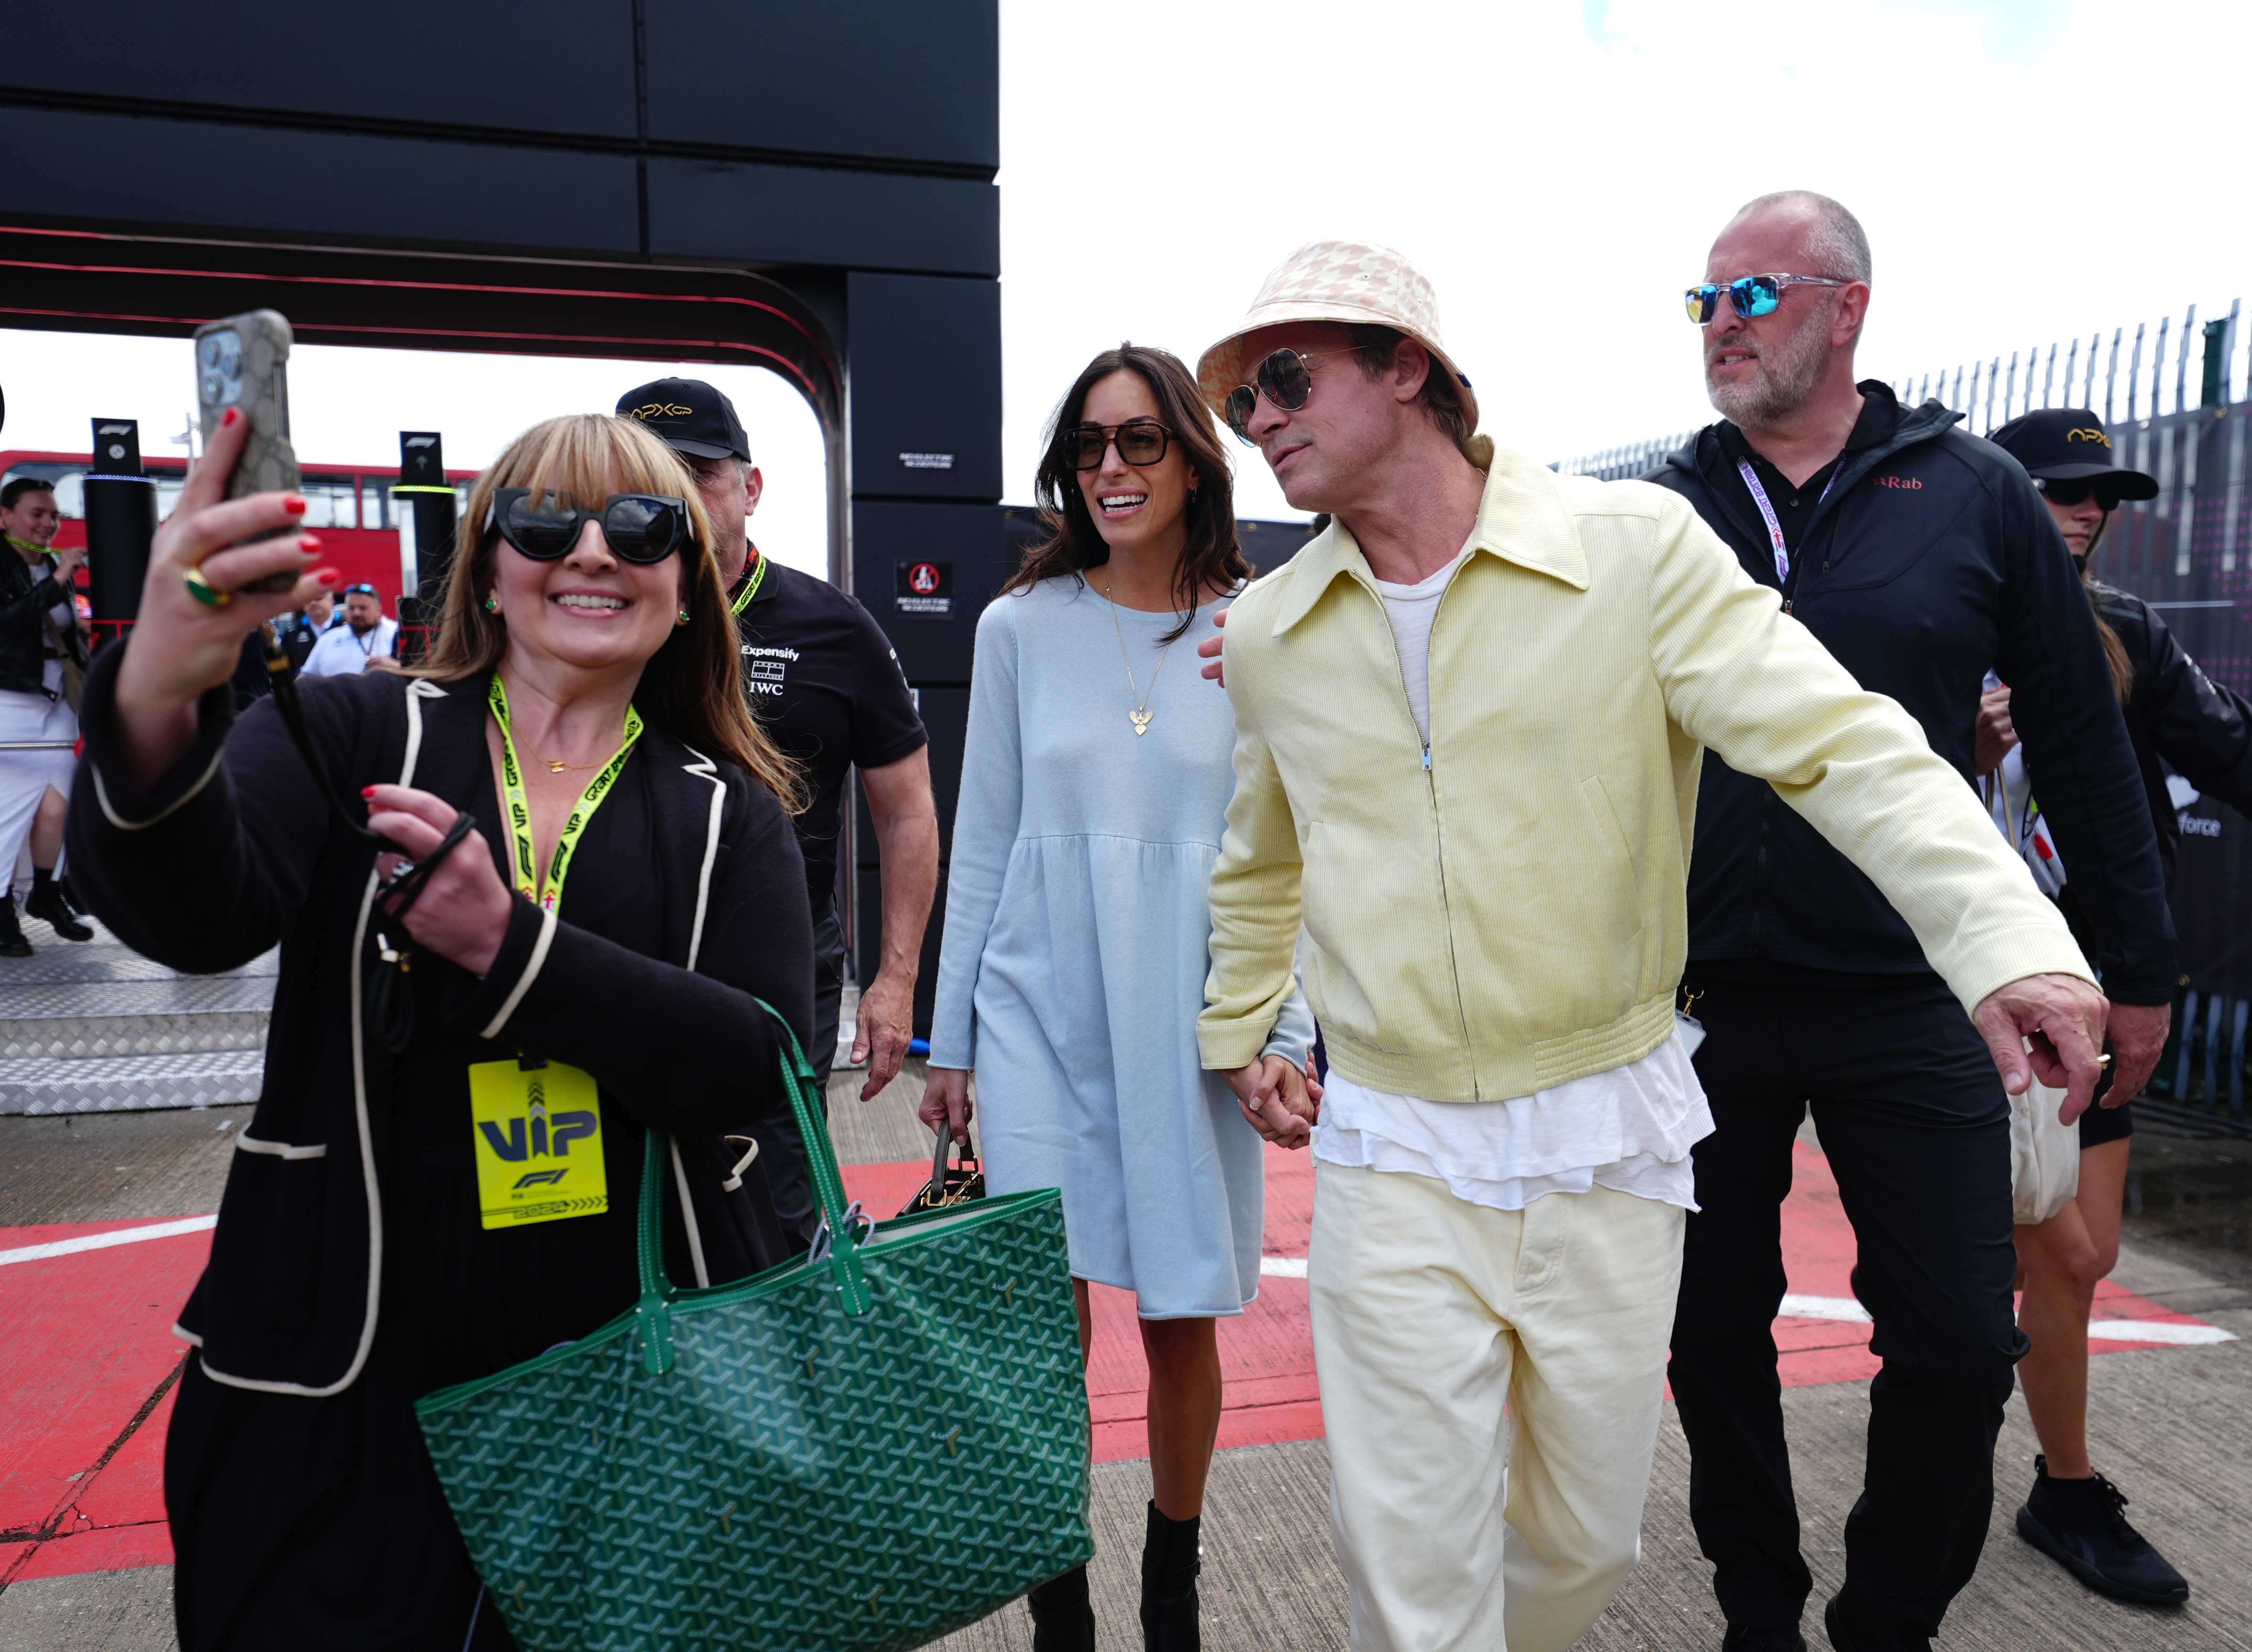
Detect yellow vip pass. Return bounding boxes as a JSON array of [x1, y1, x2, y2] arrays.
[[468, 1057, 608, 1229]]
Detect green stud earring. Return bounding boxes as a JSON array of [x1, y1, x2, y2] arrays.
[[675, 608, 691, 627], [483, 595, 499, 614]]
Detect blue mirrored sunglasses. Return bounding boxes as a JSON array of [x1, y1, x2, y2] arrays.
[[1684, 273, 1848, 325]]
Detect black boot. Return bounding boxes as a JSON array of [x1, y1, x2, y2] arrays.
[[1722, 1625, 1806, 1651], [0, 895, 31, 957], [1026, 1562, 1094, 1652], [1139, 1501, 1200, 1652], [2017, 1455, 2188, 1605], [25, 869, 92, 941], [56, 872, 88, 920], [1822, 1588, 1929, 1650]]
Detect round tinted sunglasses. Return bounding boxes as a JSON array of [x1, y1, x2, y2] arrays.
[[1222, 345, 1381, 444], [1063, 420, 1173, 471], [487, 488, 690, 564], [1684, 273, 1848, 326], [2035, 477, 2127, 511]]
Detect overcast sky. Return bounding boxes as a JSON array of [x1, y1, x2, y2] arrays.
[[5, 0, 2248, 564]]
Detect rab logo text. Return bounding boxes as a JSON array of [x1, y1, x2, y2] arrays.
[[2067, 427, 2113, 448], [1871, 474, 1923, 490]]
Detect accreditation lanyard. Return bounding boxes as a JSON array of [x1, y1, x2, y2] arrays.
[[487, 675, 644, 915], [730, 547, 769, 617], [1735, 457, 1838, 587]]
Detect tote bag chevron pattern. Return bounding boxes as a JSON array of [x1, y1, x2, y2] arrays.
[[416, 1003, 1093, 1651]]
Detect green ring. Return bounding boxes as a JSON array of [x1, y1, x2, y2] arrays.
[[184, 567, 233, 608]]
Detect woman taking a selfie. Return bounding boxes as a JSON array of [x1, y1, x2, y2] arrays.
[[925, 344, 1317, 1652], [67, 409, 811, 1650]]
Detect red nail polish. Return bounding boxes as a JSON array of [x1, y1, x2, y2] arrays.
[[283, 495, 307, 516], [361, 786, 377, 799], [221, 408, 239, 428], [297, 533, 321, 551], [313, 567, 340, 585]]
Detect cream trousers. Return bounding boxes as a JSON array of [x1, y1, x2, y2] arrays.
[[1309, 1162, 1685, 1651]]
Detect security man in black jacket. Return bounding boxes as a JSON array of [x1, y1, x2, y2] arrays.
[[1647, 192, 2175, 1652]]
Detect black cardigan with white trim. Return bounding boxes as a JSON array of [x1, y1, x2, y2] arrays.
[[65, 647, 816, 1397]]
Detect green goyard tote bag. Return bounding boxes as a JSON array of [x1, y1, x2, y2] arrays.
[[415, 1004, 1093, 1651]]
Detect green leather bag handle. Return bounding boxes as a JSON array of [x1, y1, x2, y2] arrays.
[[634, 998, 873, 1375]]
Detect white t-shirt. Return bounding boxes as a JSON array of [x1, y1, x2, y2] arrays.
[[303, 617, 398, 677], [1313, 553, 1716, 1211]]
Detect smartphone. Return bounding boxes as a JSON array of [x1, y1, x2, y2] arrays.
[[193, 310, 302, 593]]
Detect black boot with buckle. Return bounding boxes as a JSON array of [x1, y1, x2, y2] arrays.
[[0, 893, 31, 957], [1139, 1501, 1200, 1652], [25, 868, 91, 941], [2017, 1455, 2189, 1605], [1026, 1562, 1094, 1652]]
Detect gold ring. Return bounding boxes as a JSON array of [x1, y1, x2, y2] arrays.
[[184, 566, 234, 609]]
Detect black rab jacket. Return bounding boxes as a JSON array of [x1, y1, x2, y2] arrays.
[[1648, 381, 2176, 1006], [2085, 583, 2252, 884]]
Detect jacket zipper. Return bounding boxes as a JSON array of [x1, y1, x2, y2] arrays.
[[1366, 572, 1477, 1082]]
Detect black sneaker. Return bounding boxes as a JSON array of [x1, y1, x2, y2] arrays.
[[1723, 1625, 1806, 1651], [1822, 1591, 1929, 1650], [2017, 1456, 2189, 1606], [24, 877, 92, 941]]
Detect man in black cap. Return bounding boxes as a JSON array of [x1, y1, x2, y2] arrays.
[[617, 377, 937, 1241], [1648, 193, 2175, 1652], [1980, 406, 2249, 1610]]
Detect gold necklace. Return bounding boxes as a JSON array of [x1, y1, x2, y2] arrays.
[[1105, 587, 1174, 736]]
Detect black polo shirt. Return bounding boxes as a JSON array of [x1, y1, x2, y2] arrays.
[[732, 548, 927, 915]]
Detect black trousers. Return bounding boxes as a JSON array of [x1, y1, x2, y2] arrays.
[[1668, 972, 2027, 1637]]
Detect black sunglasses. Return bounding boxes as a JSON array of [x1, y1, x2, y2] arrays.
[[1063, 420, 1173, 471], [487, 489, 690, 565], [2035, 477, 2125, 511], [1222, 346, 1379, 444]]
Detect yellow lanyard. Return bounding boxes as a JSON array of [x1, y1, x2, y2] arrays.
[[488, 675, 643, 914], [730, 547, 769, 616]]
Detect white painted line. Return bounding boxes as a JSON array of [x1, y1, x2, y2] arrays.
[[0, 1215, 217, 1267], [1780, 1292, 1871, 1323], [2087, 1319, 2238, 1345], [1260, 1256, 1308, 1278]]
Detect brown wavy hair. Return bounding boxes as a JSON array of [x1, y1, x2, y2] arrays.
[[420, 414, 801, 811], [1004, 343, 1250, 643]]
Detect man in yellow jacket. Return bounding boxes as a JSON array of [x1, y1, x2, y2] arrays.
[[1192, 240, 2108, 1652]]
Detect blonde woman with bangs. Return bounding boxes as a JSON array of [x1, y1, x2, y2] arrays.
[[65, 411, 815, 1650]]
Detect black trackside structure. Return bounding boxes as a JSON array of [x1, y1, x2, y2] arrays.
[[83, 417, 156, 634], [1, 1, 1001, 1021]]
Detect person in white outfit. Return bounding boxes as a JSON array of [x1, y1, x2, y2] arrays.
[[301, 583, 398, 676], [0, 476, 92, 953]]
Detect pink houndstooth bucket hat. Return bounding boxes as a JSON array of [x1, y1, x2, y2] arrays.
[[1196, 239, 1478, 432]]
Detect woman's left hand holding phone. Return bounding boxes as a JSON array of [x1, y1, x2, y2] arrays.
[[113, 406, 334, 789]]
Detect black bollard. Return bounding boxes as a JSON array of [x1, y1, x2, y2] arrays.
[[84, 416, 157, 648], [392, 430, 455, 667]]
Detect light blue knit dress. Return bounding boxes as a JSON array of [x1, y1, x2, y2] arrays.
[[929, 577, 1313, 1318]]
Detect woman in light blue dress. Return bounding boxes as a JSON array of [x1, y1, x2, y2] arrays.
[[925, 344, 1316, 1652]]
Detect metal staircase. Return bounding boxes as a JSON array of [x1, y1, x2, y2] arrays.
[[0, 914, 272, 1115]]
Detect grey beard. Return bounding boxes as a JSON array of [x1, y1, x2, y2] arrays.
[[1705, 317, 1831, 429]]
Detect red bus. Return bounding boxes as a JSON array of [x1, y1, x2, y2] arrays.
[[0, 449, 477, 615]]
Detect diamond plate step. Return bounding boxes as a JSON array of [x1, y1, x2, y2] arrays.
[[0, 913, 277, 1114], [0, 1048, 266, 1115]]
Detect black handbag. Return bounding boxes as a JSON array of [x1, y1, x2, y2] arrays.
[[900, 1126, 984, 1215]]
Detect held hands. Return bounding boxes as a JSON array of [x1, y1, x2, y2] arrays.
[[363, 784, 514, 977], [1223, 1054, 1323, 1150], [1196, 606, 1228, 687], [921, 1066, 972, 1144], [1970, 972, 2110, 1124]]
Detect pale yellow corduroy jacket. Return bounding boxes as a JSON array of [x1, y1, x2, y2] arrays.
[[1197, 445, 2093, 1103]]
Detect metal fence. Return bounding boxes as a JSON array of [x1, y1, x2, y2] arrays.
[[1555, 301, 2252, 1135]]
